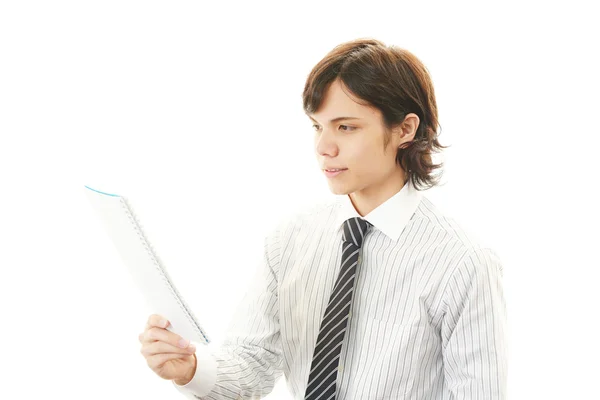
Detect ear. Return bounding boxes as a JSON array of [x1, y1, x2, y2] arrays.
[[393, 113, 420, 149]]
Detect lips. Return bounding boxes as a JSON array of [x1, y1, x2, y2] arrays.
[[323, 168, 347, 178]]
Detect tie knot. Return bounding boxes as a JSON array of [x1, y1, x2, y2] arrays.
[[342, 217, 371, 247]]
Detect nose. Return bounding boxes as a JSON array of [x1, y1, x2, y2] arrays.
[[315, 128, 339, 158]]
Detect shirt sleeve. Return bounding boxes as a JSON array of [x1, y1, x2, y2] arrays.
[[441, 247, 508, 399], [172, 229, 284, 400], [172, 344, 218, 398]]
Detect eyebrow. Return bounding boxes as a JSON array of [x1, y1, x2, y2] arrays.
[[307, 115, 361, 124]]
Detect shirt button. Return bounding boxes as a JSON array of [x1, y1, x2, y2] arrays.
[[338, 364, 344, 372], [357, 255, 361, 263], [348, 311, 352, 319]]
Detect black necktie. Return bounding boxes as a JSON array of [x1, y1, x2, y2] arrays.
[[304, 217, 372, 400]]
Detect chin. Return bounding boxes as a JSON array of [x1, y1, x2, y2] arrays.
[[327, 183, 353, 196]]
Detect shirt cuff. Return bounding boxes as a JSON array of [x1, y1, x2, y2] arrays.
[[172, 341, 217, 398]]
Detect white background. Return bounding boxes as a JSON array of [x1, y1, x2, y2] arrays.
[[1, 1, 599, 399]]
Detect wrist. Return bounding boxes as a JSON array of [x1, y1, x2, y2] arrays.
[[173, 354, 197, 386]]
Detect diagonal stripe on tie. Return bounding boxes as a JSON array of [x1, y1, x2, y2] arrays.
[[312, 301, 352, 358], [304, 217, 372, 400]]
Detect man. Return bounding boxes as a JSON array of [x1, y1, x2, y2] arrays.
[[139, 38, 507, 399]]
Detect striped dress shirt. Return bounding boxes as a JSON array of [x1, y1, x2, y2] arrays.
[[173, 180, 507, 399]]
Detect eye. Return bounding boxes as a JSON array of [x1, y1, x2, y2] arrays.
[[311, 124, 356, 132]]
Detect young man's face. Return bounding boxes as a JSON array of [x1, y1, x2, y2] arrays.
[[308, 78, 414, 200]]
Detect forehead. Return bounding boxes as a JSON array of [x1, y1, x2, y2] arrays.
[[307, 79, 380, 122]]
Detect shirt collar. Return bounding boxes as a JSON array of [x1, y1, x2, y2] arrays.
[[334, 179, 423, 241]]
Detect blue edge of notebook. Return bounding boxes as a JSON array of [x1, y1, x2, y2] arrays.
[[85, 185, 119, 197]]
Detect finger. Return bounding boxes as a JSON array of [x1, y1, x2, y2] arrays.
[[139, 329, 161, 344], [138, 332, 154, 344], [142, 326, 193, 350], [146, 314, 169, 331], [146, 352, 190, 370], [141, 340, 196, 357]]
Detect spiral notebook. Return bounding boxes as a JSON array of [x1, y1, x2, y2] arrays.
[[84, 185, 210, 345]]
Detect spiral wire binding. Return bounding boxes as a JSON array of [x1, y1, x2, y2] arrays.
[[118, 197, 210, 345]]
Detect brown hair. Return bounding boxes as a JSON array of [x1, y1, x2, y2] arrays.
[[302, 38, 449, 191]]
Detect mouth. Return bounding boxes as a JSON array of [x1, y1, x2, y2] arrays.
[[323, 168, 347, 178]]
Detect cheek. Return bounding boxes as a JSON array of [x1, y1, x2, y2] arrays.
[[355, 149, 393, 178], [350, 151, 380, 177]]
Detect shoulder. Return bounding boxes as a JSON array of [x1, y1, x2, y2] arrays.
[[414, 195, 493, 251], [413, 194, 504, 273], [280, 197, 340, 236], [264, 197, 340, 243]]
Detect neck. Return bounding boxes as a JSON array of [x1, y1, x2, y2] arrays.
[[348, 169, 407, 216]]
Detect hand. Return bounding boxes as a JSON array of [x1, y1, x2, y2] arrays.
[[139, 314, 197, 384]]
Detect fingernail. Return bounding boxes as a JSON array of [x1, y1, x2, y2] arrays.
[[188, 344, 196, 352], [160, 319, 167, 327], [178, 338, 190, 348]]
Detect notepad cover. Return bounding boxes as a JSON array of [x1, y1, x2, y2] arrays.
[[84, 185, 210, 345]]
